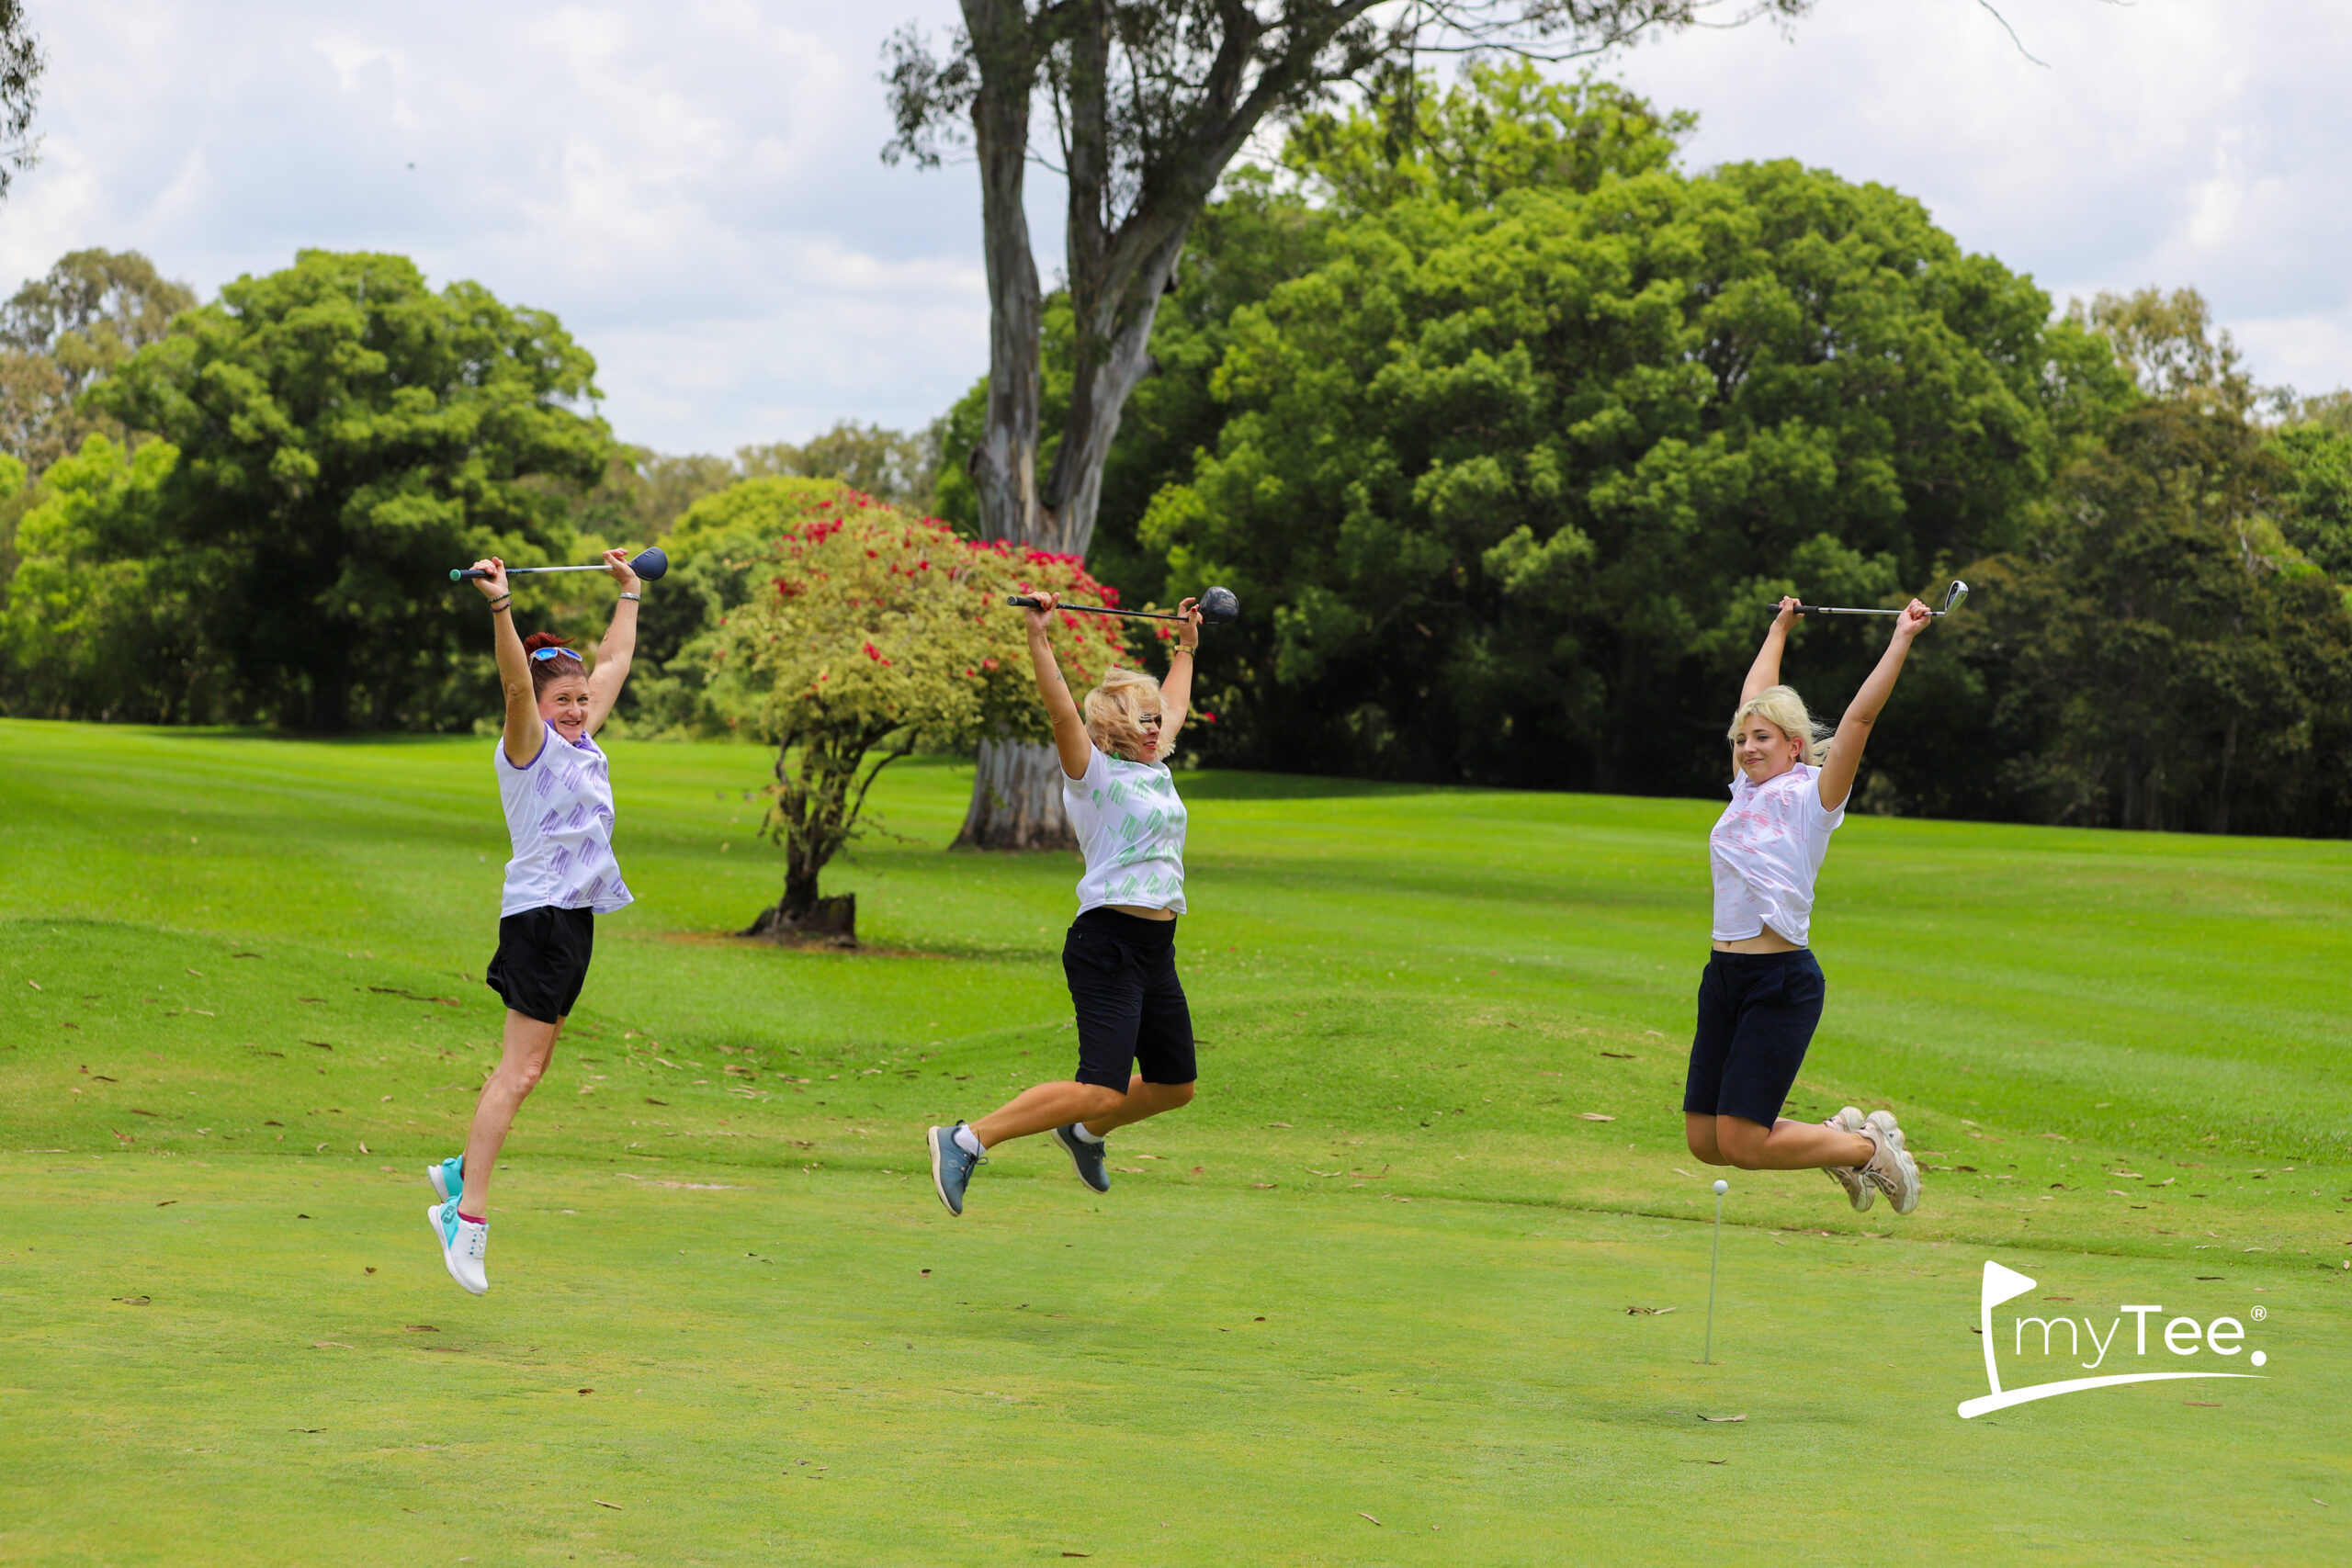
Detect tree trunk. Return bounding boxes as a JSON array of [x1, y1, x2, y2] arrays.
[[962, 0, 1046, 547], [2209, 716, 2237, 835], [956, 735, 1076, 851]]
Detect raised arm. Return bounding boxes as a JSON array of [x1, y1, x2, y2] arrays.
[[1815, 598, 1931, 812], [583, 547, 642, 737], [1743, 597, 1803, 703], [1023, 591, 1096, 780], [470, 558, 543, 768], [1151, 598, 1205, 759]]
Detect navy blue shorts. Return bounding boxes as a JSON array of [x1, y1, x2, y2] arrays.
[[1682, 948, 1825, 1126], [1063, 908, 1196, 1092]]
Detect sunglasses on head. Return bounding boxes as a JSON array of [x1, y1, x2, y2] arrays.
[[530, 647, 584, 663]]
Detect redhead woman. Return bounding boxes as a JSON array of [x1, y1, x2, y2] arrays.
[[1684, 595, 1932, 1215], [927, 592, 1205, 1216], [427, 549, 643, 1294]]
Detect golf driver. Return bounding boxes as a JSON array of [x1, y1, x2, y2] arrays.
[[1007, 584, 1239, 626], [1788, 580, 1967, 619], [451, 547, 669, 583]]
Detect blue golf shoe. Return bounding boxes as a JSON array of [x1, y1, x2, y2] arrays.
[[927, 1124, 983, 1216], [426, 1156, 465, 1205]]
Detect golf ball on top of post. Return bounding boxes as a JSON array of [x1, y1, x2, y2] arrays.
[[1713, 1179, 1728, 1195]]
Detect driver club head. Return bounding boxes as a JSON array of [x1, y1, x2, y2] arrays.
[[1197, 584, 1240, 625], [630, 547, 670, 582], [1938, 580, 1968, 615]]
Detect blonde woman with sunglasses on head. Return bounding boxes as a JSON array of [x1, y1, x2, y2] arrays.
[[426, 548, 644, 1294], [928, 591, 1206, 1215], [1683, 593, 1933, 1218]]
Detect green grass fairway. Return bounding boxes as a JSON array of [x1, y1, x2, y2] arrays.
[[3, 717, 2347, 1564]]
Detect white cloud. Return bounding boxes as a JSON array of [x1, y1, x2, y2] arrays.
[[1610, 0, 2352, 394], [6, 0, 2349, 457], [2, 0, 991, 453]]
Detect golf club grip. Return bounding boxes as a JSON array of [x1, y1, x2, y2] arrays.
[[453, 568, 491, 581], [1007, 595, 1043, 609]]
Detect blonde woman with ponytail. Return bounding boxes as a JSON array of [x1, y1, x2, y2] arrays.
[[927, 591, 1207, 1216], [1683, 593, 1935, 1216]]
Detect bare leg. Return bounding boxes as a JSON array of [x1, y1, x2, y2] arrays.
[[1702, 1112, 1870, 1172], [458, 1010, 560, 1213], [1081, 1076, 1194, 1137], [969, 1080, 1128, 1148]]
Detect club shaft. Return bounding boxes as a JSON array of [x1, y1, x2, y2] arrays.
[[1794, 604, 1951, 617], [1703, 1192, 1723, 1364], [1007, 597, 1187, 622], [455, 564, 616, 580]]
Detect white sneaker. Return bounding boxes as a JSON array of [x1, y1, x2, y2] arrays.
[[429, 1202, 489, 1295], [1860, 1110, 1921, 1215], [1821, 1106, 1873, 1213]]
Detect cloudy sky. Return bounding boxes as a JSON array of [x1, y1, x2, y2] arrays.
[[5, 0, 2347, 456]]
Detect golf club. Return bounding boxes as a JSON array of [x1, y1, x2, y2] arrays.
[[451, 547, 669, 584], [1787, 580, 1967, 618], [1702, 1177, 1728, 1365], [1007, 584, 1240, 626]]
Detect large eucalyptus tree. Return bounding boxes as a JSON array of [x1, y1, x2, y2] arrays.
[[884, 1, 1812, 846]]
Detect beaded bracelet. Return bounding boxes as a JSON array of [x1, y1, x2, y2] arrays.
[[487, 594, 512, 613]]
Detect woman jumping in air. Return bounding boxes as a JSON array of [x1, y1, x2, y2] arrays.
[[429, 548, 644, 1294], [927, 592, 1205, 1216], [1684, 594, 1932, 1215]]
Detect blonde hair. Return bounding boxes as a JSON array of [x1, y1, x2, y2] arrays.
[[1727, 684, 1831, 766], [1083, 667, 1164, 762]]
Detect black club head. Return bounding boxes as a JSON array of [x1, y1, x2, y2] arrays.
[[1197, 585, 1240, 625], [630, 547, 670, 582]]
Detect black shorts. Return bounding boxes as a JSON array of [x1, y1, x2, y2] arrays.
[[486, 905, 595, 1024], [1063, 908, 1196, 1092], [1682, 948, 1825, 1126]]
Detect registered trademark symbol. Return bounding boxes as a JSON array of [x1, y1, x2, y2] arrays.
[[2251, 1304, 2267, 1321]]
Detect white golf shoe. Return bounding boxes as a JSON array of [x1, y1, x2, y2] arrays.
[[1860, 1110, 1921, 1214], [1821, 1106, 1874, 1213], [429, 1202, 489, 1295]]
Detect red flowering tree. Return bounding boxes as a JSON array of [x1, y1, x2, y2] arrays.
[[706, 494, 1122, 942]]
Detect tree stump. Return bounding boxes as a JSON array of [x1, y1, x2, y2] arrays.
[[741, 894, 857, 948]]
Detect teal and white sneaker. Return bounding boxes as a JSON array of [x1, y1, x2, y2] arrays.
[[927, 1124, 983, 1217], [426, 1156, 464, 1206], [1052, 1123, 1112, 1194], [428, 1202, 489, 1295], [1821, 1107, 1873, 1213], [1861, 1110, 1921, 1215]]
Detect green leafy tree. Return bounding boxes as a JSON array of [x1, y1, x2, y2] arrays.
[[1137, 129, 2075, 791], [691, 495, 1125, 940], [2267, 421, 2352, 581], [616, 475, 863, 735], [0, 0, 40, 203], [0, 249, 197, 473], [1969, 400, 2352, 835], [93, 251, 613, 732], [0, 434, 221, 721]]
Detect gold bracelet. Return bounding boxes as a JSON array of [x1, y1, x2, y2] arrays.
[[1170, 645, 1195, 657]]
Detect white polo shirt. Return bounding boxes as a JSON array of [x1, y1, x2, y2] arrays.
[[1708, 762, 1843, 948]]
